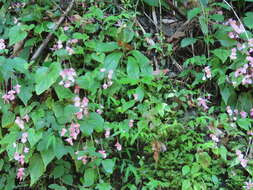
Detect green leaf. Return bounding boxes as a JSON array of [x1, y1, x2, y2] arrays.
[[196, 152, 211, 169], [187, 8, 201, 20], [40, 146, 55, 169], [83, 168, 96, 187], [91, 53, 105, 63], [18, 85, 33, 105], [143, 0, 159, 7], [28, 128, 43, 147], [62, 174, 73, 185], [35, 62, 61, 95], [54, 85, 74, 100], [102, 159, 115, 174], [29, 153, 45, 186], [212, 48, 230, 63], [127, 56, 140, 79], [2, 111, 15, 128], [55, 138, 69, 159], [118, 26, 135, 43], [219, 146, 227, 161], [182, 165, 190, 176], [244, 12, 253, 29], [182, 180, 192, 190], [48, 184, 67, 190], [53, 165, 65, 179], [85, 41, 119, 53], [104, 52, 123, 71], [199, 0, 208, 7], [199, 16, 208, 35], [8, 25, 28, 46], [130, 50, 153, 77], [80, 113, 104, 135], [77, 72, 100, 93], [181, 38, 197, 48], [237, 118, 251, 131], [73, 32, 89, 41], [135, 87, 144, 101], [96, 183, 112, 190]]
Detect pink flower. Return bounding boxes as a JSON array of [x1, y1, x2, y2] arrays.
[[73, 96, 81, 107], [15, 117, 24, 130], [74, 85, 80, 94], [105, 129, 110, 138], [63, 26, 69, 31], [245, 180, 253, 190], [78, 155, 88, 164], [21, 132, 28, 143], [115, 142, 122, 151], [240, 158, 248, 168], [96, 109, 102, 115], [98, 150, 106, 158], [103, 83, 108, 89], [197, 97, 209, 110], [13, 84, 21, 94], [240, 111, 247, 118], [61, 128, 67, 136], [66, 46, 74, 55], [133, 94, 138, 100], [23, 114, 30, 122], [24, 147, 29, 153], [250, 108, 253, 117], [14, 152, 20, 161], [59, 68, 76, 88], [2, 94, 10, 103], [100, 68, 106, 72], [203, 66, 211, 79], [230, 48, 237, 60], [7, 90, 16, 101], [19, 154, 25, 165], [65, 138, 73, 146], [76, 111, 83, 119], [226, 106, 233, 116], [129, 120, 134, 128], [229, 19, 244, 34], [209, 134, 219, 142], [69, 123, 80, 140], [17, 168, 25, 181], [81, 97, 89, 108], [0, 39, 6, 50]]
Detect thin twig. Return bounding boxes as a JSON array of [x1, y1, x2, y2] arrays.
[[30, 0, 75, 61], [165, 0, 186, 20]]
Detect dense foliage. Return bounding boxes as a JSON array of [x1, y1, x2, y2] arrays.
[[1, 0, 253, 189]]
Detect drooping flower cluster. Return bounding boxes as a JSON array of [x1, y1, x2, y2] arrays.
[[73, 96, 89, 119], [51, 39, 77, 55], [114, 141, 122, 151], [236, 150, 248, 168], [226, 106, 252, 121], [0, 39, 6, 50], [17, 168, 25, 181], [15, 114, 29, 130], [100, 69, 114, 89], [197, 97, 209, 111], [61, 122, 80, 146], [2, 84, 21, 103], [59, 68, 76, 88], [202, 66, 212, 80]]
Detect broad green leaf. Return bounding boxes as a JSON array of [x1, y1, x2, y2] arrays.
[[130, 50, 153, 77], [54, 85, 74, 100], [219, 146, 227, 161], [199, 16, 208, 35], [41, 146, 55, 169], [127, 56, 140, 79], [55, 138, 69, 159], [95, 183, 112, 190], [85, 41, 119, 53], [181, 38, 197, 48], [187, 8, 201, 20], [29, 153, 45, 186], [62, 174, 73, 185], [91, 53, 105, 63], [35, 62, 61, 95], [77, 72, 100, 93], [104, 52, 123, 71], [199, 0, 208, 7], [18, 85, 33, 105], [80, 113, 104, 135], [2, 111, 15, 128], [244, 12, 253, 29], [48, 184, 67, 190], [143, 0, 159, 7], [135, 87, 144, 101], [212, 48, 230, 63], [83, 168, 96, 187], [118, 26, 134, 43], [53, 165, 65, 179], [182, 165, 190, 176], [102, 159, 115, 174], [28, 128, 43, 147], [8, 25, 28, 46], [182, 180, 192, 190], [237, 118, 251, 131], [73, 32, 89, 41], [196, 152, 211, 169]]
